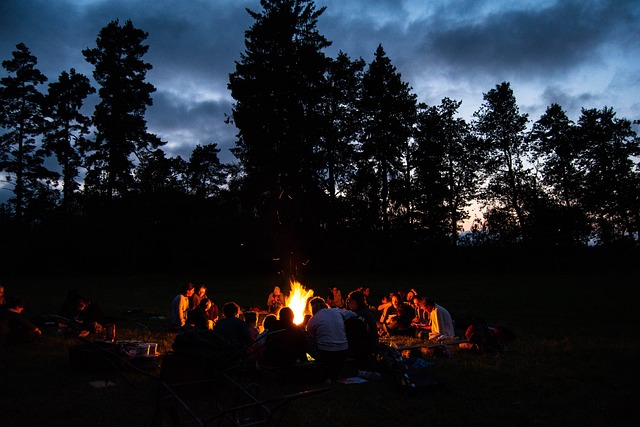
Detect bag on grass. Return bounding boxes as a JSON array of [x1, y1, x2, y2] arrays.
[[377, 344, 439, 389], [344, 316, 370, 360], [465, 318, 502, 354]]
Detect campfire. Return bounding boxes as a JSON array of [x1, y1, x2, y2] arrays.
[[284, 279, 314, 325]]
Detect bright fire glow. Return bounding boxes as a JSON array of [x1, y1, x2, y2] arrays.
[[285, 279, 314, 325]]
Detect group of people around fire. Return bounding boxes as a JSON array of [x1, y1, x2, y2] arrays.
[[169, 281, 457, 378]]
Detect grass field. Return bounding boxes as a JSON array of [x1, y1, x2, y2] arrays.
[[1, 269, 638, 426]]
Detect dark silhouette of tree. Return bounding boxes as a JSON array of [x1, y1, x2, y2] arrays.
[[43, 68, 95, 216], [576, 107, 640, 245], [135, 148, 186, 195], [82, 19, 163, 200], [414, 98, 480, 245], [319, 51, 364, 230], [0, 43, 56, 223], [187, 143, 227, 199], [357, 44, 417, 233], [529, 103, 590, 245], [228, 0, 332, 272], [473, 82, 532, 243]]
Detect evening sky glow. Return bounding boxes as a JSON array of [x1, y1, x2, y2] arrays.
[[1, 0, 638, 173]]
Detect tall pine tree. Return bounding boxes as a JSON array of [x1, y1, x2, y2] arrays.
[[473, 82, 532, 244], [228, 0, 332, 271], [357, 44, 417, 233], [0, 43, 55, 223], [529, 103, 589, 246], [44, 68, 95, 215], [82, 19, 162, 200], [576, 107, 640, 245], [414, 98, 479, 245]]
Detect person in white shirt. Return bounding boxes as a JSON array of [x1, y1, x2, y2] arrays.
[[306, 296, 356, 378], [171, 283, 195, 330], [419, 297, 455, 340]]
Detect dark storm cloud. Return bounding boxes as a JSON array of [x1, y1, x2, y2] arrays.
[[539, 86, 599, 117], [1, 0, 254, 164], [417, 0, 640, 78], [147, 92, 237, 163], [1, 0, 639, 165]]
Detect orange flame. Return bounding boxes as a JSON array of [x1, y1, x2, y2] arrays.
[[285, 279, 314, 325]]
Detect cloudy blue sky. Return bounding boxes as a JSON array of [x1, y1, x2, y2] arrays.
[[1, 0, 639, 166]]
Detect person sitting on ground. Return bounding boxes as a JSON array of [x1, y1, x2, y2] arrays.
[[326, 286, 345, 309], [214, 302, 252, 346], [345, 291, 379, 366], [306, 296, 357, 379], [252, 314, 277, 370], [244, 311, 260, 341], [59, 289, 83, 321], [378, 294, 397, 336], [58, 289, 105, 334], [0, 297, 41, 345], [267, 286, 284, 314], [190, 284, 219, 325], [263, 307, 307, 368], [412, 295, 430, 337], [376, 295, 391, 319], [242, 310, 261, 368], [261, 313, 277, 333], [77, 297, 105, 332], [381, 294, 415, 336], [171, 283, 195, 330], [362, 287, 375, 310], [419, 297, 455, 340], [186, 298, 213, 330]]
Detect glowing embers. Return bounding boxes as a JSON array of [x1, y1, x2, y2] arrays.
[[285, 279, 314, 325]]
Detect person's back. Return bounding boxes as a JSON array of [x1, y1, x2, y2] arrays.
[[187, 298, 212, 330], [244, 311, 259, 341], [307, 302, 355, 353], [395, 301, 416, 335], [306, 297, 355, 379], [347, 290, 379, 347], [214, 302, 251, 345], [263, 308, 307, 367]]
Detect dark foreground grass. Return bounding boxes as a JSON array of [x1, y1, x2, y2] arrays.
[[1, 269, 638, 426]]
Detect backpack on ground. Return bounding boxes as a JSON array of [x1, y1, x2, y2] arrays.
[[465, 318, 503, 354]]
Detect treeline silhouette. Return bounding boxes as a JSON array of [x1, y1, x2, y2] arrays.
[[1, 2, 638, 275]]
